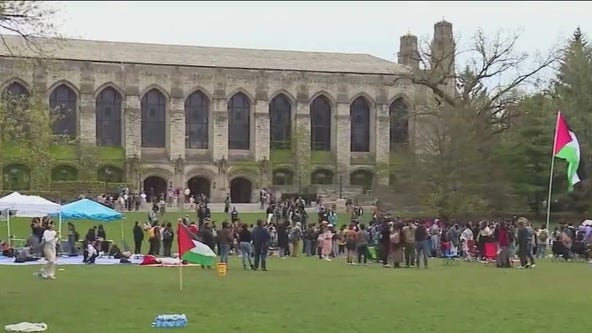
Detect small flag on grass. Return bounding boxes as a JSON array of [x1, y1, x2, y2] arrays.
[[553, 112, 585, 191], [177, 223, 216, 267]]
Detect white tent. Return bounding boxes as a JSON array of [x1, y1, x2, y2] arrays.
[[0, 191, 62, 246]]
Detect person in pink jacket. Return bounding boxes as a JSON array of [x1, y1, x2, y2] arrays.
[[319, 224, 334, 261]]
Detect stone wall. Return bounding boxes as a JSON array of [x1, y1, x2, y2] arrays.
[[0, 58, 420, 202]]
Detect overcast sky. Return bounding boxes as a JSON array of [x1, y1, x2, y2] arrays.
[[51, 1, 590, 63]]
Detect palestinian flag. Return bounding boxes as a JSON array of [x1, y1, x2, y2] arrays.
[[553, 112, 585, 191], [177, 223, 216, 266]]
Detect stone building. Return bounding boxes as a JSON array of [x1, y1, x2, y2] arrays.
[[0, 21, 454, 203]]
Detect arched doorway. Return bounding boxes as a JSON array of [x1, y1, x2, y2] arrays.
[[187, 176, 211, 198], [230, 177, 253, 203], [350, 170, 374, 193], [143, 176, 167, 202]]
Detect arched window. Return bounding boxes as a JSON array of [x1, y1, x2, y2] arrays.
[[228, 92, 250, 150], [2, 164, 30, 190], [311, 169, 334, 185], [3, 82, 29, 100], [269, 94, 292, 150], [2, 82, 30, 139], [49, 84, 77, 138], [390, 98, 409, 147], [185, 91, 209, 149], [96, 87, 122, 147], [350, 97, 370, 152], [51, 164, 79, 181], [272, 168, 294, 185], [310, 95, 331, 151], [141, 88, 167, 148]]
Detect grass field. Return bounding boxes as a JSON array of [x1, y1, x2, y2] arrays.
[[0, 212, 589, 332]]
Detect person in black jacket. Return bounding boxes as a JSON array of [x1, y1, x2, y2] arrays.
[[132, 221, 144, 254], [252, 219, 270, 271], [517, 218, 530, 268]]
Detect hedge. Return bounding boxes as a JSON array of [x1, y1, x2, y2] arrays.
[[0, 181, 131, 202]]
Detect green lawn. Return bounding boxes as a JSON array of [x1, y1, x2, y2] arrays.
[[0, 255, 588, 332], [1, 212, 589, 332]]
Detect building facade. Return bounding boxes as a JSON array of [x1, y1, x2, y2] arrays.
[[0, 21, 454, 203]]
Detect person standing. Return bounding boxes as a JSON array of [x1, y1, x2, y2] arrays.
[[238, 223, 254, 270], [517, 218, 530, 269], [38, 223, 59, 280], [415, 222, 429, 268], [132, 221, 144, 254], [162, 222, 174, 257], [252, 219, 270, 271], [356, 224, 370, 265], [218, 222, 233, 264], [402, 222, 416, 267]]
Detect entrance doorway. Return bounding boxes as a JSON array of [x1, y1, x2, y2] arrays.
[[143, 176, 167, 202], [187, 176, 211, 199], [230, 177, 253, 203]]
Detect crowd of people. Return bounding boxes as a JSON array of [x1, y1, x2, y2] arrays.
[[2, 193, 592, 281]]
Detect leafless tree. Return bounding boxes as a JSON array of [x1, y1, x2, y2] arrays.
[[396, 29, 559, 134], [0, 0, 60, 55]]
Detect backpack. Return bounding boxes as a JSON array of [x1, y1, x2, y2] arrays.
[[539, 229, 548, 243], [290, 228, 302, 241], [163, 229, 173, 241]]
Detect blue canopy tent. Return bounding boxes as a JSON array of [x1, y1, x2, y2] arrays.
[[57, 199, 126, 245]]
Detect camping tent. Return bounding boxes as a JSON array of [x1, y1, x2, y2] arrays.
[[57, 198, 125, 242], [0, 191, 62, 246]]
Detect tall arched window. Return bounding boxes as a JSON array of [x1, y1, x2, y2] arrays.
[[96, 87, 122, 147], [350, 96, 370, 152], [310, 95, 331, 151], [49, 84, 77, 138], [141, 88, 167, 148], [2, 83, 30, 135], [228, 92, 250, 150], [185, 91, 209, 149], [390, 98, 409, 147], [269, 93, 292, 150]]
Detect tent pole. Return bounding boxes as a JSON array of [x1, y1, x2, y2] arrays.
[[58, 213, 62, 236], [121, 219, 124, 246], [6, 211, 11, 247]]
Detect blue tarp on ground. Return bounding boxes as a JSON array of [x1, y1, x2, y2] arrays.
[[58, 198, 123, 222]]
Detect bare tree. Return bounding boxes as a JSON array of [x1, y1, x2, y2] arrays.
[[398, 29, 559, 134], [0, 0, 60, 55]]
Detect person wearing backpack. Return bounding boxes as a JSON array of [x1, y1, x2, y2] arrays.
[[289, 222, 303, 257], [162, 222, 174, 257]]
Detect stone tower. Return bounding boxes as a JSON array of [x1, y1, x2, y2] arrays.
[[398, 34, 420, 69], [431, 20, 456, 94]]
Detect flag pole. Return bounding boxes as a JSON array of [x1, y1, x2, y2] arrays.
[[178, 223, 183, 291], [545, 112, 561, 232], [179, 261, 183, 291]]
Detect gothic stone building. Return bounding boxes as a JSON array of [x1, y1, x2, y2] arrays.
[[0, 21, 454, 203]]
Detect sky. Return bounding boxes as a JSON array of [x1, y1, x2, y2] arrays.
[[50, 1, 592, 63]]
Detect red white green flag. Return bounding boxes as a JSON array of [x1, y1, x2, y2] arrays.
[[553, 112, 585, 191], [177, 223, 216, 266]]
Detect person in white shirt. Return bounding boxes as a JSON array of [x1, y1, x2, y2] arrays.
[[460, 224, 474, 260], [38, 223, 59, 279]]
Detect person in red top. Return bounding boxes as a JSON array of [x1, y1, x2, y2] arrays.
[[495, 222, 511, 268]]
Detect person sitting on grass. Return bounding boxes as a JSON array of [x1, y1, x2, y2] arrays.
[[83, 240, 99, 264], [109, 244, 132, 263], [14, 246, 40, 263]]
